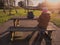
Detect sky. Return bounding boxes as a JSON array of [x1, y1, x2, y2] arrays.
[[15, 0, 44, 6], [15, 0, 60, 6], [32, 0, 44, 6], [48, 0, 60, 3]]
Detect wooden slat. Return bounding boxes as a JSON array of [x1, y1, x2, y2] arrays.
[[8, 26, 56, 32], [10, 18, 37, 20]]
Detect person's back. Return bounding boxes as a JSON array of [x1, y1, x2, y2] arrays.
[[37, 11, 50, 29], [34, 9, 51, 45]]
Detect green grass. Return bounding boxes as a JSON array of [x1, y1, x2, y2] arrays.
[[52, 18, 60, 27], [0, 9, 13, 25], [0, 8, 60, 27], [33, 10, 42, 16], [50, 13, 60, 27]]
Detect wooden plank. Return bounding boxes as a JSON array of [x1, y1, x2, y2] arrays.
[[0, 32, 10, 38], [8, 26, 56, 32], [10, 18, 37, 20]]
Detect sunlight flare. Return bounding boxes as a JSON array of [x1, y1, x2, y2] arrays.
[[48, 0, 60, 3]]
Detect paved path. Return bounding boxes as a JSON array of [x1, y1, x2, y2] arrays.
[[0, 16, 60, 45]]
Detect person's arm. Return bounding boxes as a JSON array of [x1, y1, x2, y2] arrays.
[[37, 14, 42, 22]]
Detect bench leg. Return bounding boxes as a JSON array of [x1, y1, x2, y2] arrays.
[[13, 19, 16, 27], [10, 31, 13, 42], [16, 19, 20, 26], [10, 31, 15, 42]]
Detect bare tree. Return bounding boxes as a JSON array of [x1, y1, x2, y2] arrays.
[[13, 0, 17, 13], [18, 1, 24, 7], [8, 0, 17, 15], [3, 0, 7, 13]]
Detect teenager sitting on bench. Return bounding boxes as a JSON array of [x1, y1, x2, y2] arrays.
[[32, 8, 51, 45]]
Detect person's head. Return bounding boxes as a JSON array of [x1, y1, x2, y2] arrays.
[[42, 7, 51, 14], [42, 7, 48, 12]]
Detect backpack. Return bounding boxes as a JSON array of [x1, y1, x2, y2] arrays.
[[27, 11, 34, 19]]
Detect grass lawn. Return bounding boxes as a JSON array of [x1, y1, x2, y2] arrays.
[[0, 8, 60, 27], [50, 13, 60, 27]]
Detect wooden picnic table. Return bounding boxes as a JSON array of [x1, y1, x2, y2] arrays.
[[10, 17, 38, 27], [9, 17, 56, 45]]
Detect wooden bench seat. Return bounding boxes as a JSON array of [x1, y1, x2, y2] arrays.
[[10, 18, 37, 20], [8, 26, 55, 32], [8, 26, 56, 42]]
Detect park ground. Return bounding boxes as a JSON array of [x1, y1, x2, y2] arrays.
[[0, 8, 60, 45], [0, 16, 60, 45]]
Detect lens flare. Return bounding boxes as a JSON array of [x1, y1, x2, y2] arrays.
[[48, 0, 60, 3]]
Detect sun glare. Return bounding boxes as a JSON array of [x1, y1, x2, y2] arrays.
[[48, 0, 60, 3]]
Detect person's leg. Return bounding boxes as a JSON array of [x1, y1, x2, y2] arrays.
[[32, 31, 44, 45], [32, 32, 40, 45], [35, 28, 46, 45], [44, 32, 52, 45], [37, 31, 44, 45]]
